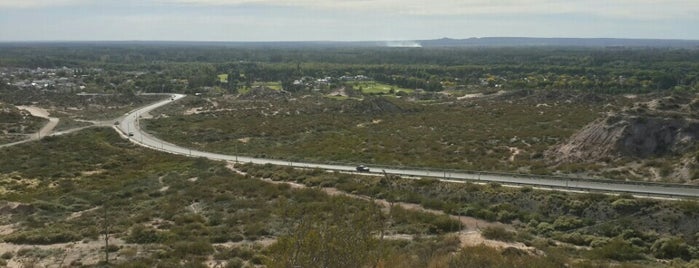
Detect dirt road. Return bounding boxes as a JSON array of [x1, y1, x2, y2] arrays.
[[17, 105, 59, 139]]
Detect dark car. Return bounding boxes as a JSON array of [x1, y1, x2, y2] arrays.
[[128, 132, 134, 137], [356, 165, 370, 172]]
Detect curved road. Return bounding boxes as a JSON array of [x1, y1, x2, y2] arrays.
[[117, 94, 699, 199]]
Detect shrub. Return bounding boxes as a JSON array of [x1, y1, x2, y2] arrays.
[[448, 244, 563, 268], [554, 232, 594, 246], [552, 216, 584, 231], [225, 257, 244, 268], [172, 240, 214, 257], [588, 237, 643, 261], [536, 222, 554, 235], [652, 237, 691, 260], [250, 254, 268, 265], [481, 226, 516, 242], [5, 229, 80, 244], [126, 225, 164, 244], [1, 251, 13, 259], [428, 216, 462, 234], [612, 198, 640, 213]]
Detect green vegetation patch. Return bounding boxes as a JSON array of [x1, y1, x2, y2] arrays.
[[0, 128, 506, 266], [252, 81, 282, 90], [145, 92, 607, 174], [217, 73, 229, 83], [352, 81, 413, 94], [239, 162, 699, 265]]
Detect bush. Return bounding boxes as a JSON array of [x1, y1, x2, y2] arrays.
[[172, 240, 214, 257], [612, 198, 640, 213], [482, 226, 516, 242], [536, 222, 555, 235], [552, 216, 584, 231], [1, 251, 13, 259], [4, 229, 80, 244], [554, 232, 594, 246], [126, 225, 164, 244], [588, 237, 643, 261], [428, 216, 462, 234], [652, 237, 691, 260], [225, 257, 244, 268]]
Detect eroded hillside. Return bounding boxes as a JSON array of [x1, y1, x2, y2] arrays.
[[549, 93, 699, 183]]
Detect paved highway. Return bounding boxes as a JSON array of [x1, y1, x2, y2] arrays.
[[117, 94, 699, 198]]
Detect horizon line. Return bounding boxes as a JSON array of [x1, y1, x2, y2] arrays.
[[2, 36, 699, 43]]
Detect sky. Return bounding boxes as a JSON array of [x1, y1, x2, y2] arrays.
[[1, 0, 698, 42]]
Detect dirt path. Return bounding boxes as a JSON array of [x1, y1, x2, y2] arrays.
[[508, 146, 522, 162], [16, 105, 59, 139]]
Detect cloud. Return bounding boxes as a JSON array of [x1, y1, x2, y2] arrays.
[[156, 0, 699, 20], [2, 0, 696, 41], [4, 0, 698, 21], [0, 0, 89, 8]]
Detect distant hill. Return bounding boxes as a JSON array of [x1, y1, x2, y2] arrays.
[[417, 37, 699, 48], [2, 37, 699, 48]]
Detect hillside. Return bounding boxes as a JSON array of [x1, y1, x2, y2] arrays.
[[0, 103, 46, 143], [548, 93, 699, 182]]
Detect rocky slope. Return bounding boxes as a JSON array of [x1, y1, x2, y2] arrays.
[[547, 93, 699, 182]]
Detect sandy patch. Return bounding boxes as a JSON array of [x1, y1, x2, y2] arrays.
[[458, 231, 537, 252], [507, 147, 521, 162], [81, 170, 105, 176], [457, 90, 505, 100], [67, 206, 101, 220], [184, 107, 203, 115], [0, 238, 127, 267], [17, 105, 59, 138], [16, 106, 50, 119], [458, 93, 486, 100], [0, 224, 17, 236]]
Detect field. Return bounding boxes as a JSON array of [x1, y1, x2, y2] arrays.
[[144, 90, 626, 177], [1, 44, 699, 267], [352, 81, 413, 94], [217, 74, 229, 83], [0, 128, 477, 267], [0, 128, 697, 266], [0, 104, 47, 144], [253, 81, 282, 90]]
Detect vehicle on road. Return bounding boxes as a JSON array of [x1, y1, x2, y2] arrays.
[[128, 132, 134, 137], [356, 165, 370, 172]]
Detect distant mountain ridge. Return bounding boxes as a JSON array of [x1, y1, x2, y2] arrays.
[[417, 37, 699, 48], [2, 37, 699, 48]]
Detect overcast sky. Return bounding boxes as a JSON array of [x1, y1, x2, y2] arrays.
[[1, 0, 698, 41]]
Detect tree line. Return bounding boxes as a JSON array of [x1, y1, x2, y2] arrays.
[[1, 44, 698, 93]]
